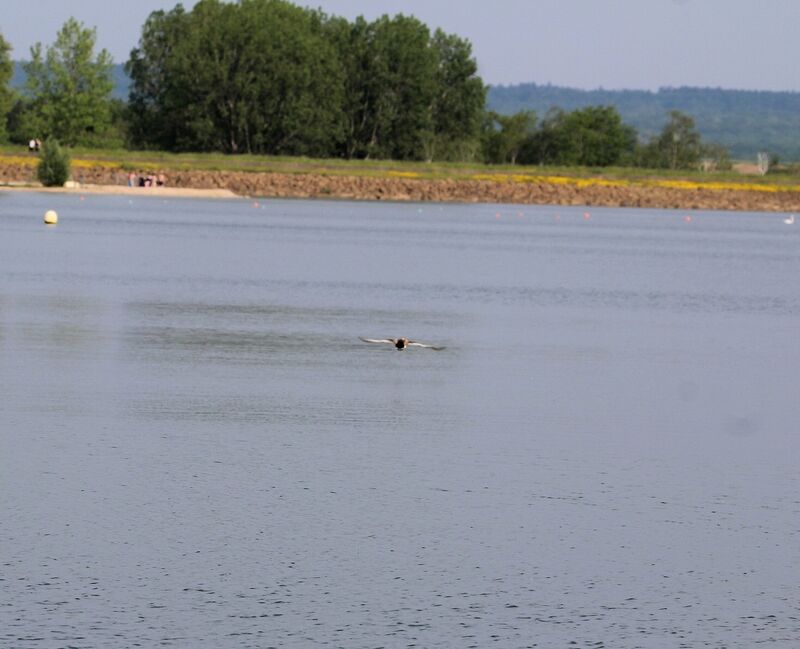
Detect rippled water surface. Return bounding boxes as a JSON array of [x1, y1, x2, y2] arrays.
[[2, 192, 799, 648]]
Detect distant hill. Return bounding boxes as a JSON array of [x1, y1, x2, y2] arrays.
[[11, 62, 131, 101], [487, 83, 800, 162]]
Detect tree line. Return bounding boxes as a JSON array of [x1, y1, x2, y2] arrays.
[[0, 0, 728, 170], [482, 106, 730, 170], [489, 82, 800, 162]]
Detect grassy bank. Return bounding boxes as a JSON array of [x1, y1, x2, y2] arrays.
[[3, 144, 800, 197]]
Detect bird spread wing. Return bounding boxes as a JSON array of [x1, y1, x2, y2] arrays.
[[407, 341, 445, 350], [360, 337, 396, 344]]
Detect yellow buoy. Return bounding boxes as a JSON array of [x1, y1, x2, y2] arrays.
[[44, 210, 58, 225]]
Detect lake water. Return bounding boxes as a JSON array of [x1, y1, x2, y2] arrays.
[[1, 192, 799, 648]]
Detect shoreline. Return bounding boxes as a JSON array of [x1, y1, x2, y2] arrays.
[[2, 164, 800, 212], [0, 182, 239, 200]]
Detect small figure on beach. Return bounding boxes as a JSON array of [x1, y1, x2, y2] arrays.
[[360, 337, 445, 351]]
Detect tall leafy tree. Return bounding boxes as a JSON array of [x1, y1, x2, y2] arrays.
[[328, 15, 484, 161], [518, 106, 635, 167], [324, 15, 375, 159], [22, 18, 114, 146], [656, 110, 703, 169], [126, 5, 192, 149], [634, 110, 707, 169], [483, 110, 536, 164], [557, 106, 635, 166], [128, 0, 345, 155], [233, 0, 345, 155], [518, 108, 571, 166], [360, 14, 438, 160], [0, 33, 14, 141], [428, 30, 486, 161], [128, 1, 487, 159]]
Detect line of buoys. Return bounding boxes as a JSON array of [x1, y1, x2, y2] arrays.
[[44, 209, 58, 225]]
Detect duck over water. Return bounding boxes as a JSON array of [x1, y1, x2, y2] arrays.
[[359, 337, 445, 351]]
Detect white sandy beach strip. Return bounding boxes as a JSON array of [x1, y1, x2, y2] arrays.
[[0, 182, 240, 199]]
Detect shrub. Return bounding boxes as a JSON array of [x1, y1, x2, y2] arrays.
[[37, 139, 71, 186]]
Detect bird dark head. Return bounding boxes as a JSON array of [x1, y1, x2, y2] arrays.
[[395, 338, 408, 349]]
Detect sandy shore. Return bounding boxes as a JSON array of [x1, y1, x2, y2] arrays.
[[0, 182, 239, 199]]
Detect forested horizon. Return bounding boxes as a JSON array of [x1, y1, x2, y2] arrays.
[[11, 60, 800, 163], [488, 83, 800, 161], [2, 0, 797, 166]]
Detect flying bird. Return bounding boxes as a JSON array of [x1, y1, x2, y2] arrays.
[[360, 337, 445, 351]]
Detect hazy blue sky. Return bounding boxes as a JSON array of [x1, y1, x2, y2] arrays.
[[3, 0, 799, 91]]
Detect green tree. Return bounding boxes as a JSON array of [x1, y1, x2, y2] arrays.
[[22, 18, 114, 146], [427, 30, 486, 161], [37, 138, 71, 186], [659, 110, 702, 169], [235, 0, 344, 155], [128, 1, 486, 160], [128, 0, 345, 155], [482, 110, 536, 164], [518, 108, 571, 165], [0, 33, 14, 142], [323, 15, 371, 158], [559, 106, 636, 166], [518, 106, 635, 166], [327, 13, 486, 161], [126, 5, 192, 149], [699, 142, 732, 171], [631, 110, 728, 170], [359, 14, 438, 160]]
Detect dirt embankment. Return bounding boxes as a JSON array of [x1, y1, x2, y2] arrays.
[[2, 161, 800, 212]]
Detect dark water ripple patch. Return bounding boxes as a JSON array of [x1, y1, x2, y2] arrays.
[[5, 269, 798, 316]]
